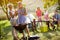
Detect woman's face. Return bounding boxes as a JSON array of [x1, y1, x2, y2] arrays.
[[37, 7, 40, 10], [8, 5, 12, 10]]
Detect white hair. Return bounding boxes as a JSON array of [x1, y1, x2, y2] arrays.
[[7, 3, 14, 7], [17, 1, 22, 4]]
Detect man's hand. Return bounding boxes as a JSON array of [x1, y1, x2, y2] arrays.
[[53, 18, 57, 21]]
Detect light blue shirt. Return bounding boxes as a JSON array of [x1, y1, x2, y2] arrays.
[[17, 8, 27, 24]]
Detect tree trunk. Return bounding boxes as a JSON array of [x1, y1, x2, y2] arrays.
[[58, 0, 60, 5], [0, 0, 10, 20]]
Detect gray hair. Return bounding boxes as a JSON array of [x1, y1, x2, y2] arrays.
[[7, 3, 14, 7], [17, 1, 22, 4]]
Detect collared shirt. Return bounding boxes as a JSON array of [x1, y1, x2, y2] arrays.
[[17, 7, 30, 24], [53, 13, 60, 20]]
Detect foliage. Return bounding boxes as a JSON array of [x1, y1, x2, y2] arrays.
[[0, 0, 22, 6], [0, 20, 11, 40], [0, 0, 22, 20], [58, 0, 60, 5], [42, 0, 58, 9], [57, 5, 60, 10]]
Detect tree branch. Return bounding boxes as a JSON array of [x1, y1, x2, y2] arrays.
[[0, 4, 10, 20]]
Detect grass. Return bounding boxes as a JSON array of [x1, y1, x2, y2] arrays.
[[0, 20, 60, 40]]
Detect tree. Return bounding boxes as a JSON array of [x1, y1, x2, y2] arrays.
[[58, 0, 60, 5], [42, 0, 58, 9], [0, 0, 22, 39], [0, 0, 22, 20]]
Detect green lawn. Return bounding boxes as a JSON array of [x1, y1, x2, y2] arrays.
[[0, 20, 60, 40]]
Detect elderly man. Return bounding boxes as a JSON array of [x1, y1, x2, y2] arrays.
[[14, 1, 30, 39], [51, 10, 60, 30]]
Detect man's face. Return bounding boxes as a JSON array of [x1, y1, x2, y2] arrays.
[[54, 11, 58, 14], [18, 3, 23, 8]]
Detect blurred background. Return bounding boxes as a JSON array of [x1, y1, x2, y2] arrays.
[[0, 0, 60, 40]]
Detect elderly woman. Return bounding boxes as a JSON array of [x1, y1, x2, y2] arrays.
[[7, 3, 18, 40]]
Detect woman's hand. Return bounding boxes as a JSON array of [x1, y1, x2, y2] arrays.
[[9, 12, 14, 18]]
